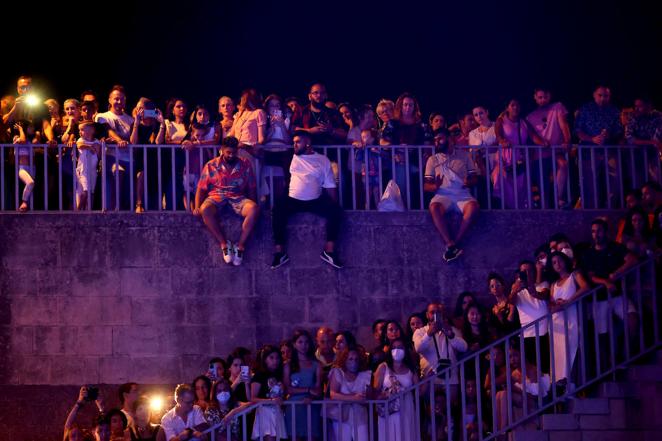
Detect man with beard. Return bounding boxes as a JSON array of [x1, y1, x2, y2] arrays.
[[424, 128, 479, 262], [271, 131, 343, 269], [292, 83, 346, 145], [194, 136, 259, 266]]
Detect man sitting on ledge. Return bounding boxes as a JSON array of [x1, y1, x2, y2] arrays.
[[271, 130, 343, 269], [424, 128, 479, 262], [194, 136, 259, 266]]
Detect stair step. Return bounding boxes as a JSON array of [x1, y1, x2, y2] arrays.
[[569, 398, 610, 415], [512, 430, 549, 441], [542, 414, 579, 430], [598, 382, 638, 398], [628, 366, 662, 381]]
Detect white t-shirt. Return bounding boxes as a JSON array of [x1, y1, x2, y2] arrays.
[[95, 111, 134, 161], [515, 287, 549, 337], [424, 149, 477, 193], [288, 152, 336, 201], [468, 125, 497, 146], [165, 120, 188, 144], [160, 405, 206, 441]]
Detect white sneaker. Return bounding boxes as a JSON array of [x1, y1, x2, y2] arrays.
[[233, 246, 244, 266], [222, 241, 233, 264]]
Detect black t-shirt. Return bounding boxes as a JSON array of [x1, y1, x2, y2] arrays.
[[250, 371, 282, 399], [292, 105, 344, 145], [580, 241, 628, 280], [135, 122, 160, 144]]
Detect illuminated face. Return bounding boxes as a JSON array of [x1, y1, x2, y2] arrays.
[[64, 102, 80, 118], [229, 358, 242, 377], [280, 344, 292, 362], [195, 108, 210, 124], [339, 105, 353, 125], [308, 84, 327, 105], [593, 87, 611, 106], [489, 278, 504, 296], [17, 78, 31, 96], [221, 146, 238, 163], [373, 322, 385, 341], [46, 102, 59, 117], [401, 97, 415, 117], [334, 334, 347, 352], [426, 304, 443, 322], [376, 105, 393, 123], [472, 107, 489, 125], [409, 315, 423, 332], [265, 351, 280, 371], [80, 124, 95, 141], [294, 335, 310, 354], [108, 90, 126, 113], [386, 322, 401, 341], [534, 91, 551, 107], [81, 105, 94, 121], [316, 330, 333, 352], [507, 100, 520, 118], [467, 307, 481, 326], [194, 378, 209, 401], [266, 99, 282, 116], [287, 100, 301, 115], [219, 97, 235, 117], [293, 135, 310, 155], [177, 391, 194, 413], [431, 114, 445, 131], [551, 254, 566, 274], [173, 101, 187, 119]]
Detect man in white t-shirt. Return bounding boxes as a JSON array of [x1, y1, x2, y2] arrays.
[[508, 260, 551, 372], [95, 85, 134, 210], [271, 131, 343, 269], [424, 129, 479, 263], [160, 384, 207, 441]]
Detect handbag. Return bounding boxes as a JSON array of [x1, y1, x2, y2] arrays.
[[433, 332, 452, 375], [376, 373, 402, 417]]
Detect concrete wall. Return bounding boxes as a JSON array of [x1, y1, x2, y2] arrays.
[[0, 210, 619, 388], [0, 210, 624, 440]]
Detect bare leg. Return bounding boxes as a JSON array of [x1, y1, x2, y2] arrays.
[[136, 171, 144, 210], [430, 202, 453, 247], [78, 191, 88, 211], [556, 156, 568, 203], [201, 203, 227, 248], [455, 201, 479, 245], [237, 200, 260, 250]]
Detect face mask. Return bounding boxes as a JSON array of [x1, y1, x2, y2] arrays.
[[346, 360, 359, 373], [217, 391, 231, 404], [560, 247, 574, 259], [539, 257, 547, 267], [391, 348, 405, 362]]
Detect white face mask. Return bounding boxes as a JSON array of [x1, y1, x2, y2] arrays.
[[217, 391, 231, 404], [391, 348, 405, 362], [560, 247, 574, 259]]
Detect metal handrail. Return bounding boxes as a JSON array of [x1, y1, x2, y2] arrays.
[[200, 257, 658, 441]]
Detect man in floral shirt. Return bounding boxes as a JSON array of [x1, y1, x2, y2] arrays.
[[194, 136, 259, 266]]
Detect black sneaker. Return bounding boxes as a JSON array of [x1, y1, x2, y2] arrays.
[[271, 252, 290, 269], [443, 245, 463, 262], [320, 250, 343, 268]]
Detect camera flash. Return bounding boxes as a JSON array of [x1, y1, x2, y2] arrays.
[[25, 95, 40, 107], [149, 396, 164, 412]]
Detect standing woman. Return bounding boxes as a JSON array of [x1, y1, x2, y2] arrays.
[[262, 94, 292, 200], [251, 345, 287, 441], [284, 330, 322, 441], [373, 338, 418, 441], [60, 98, 82, 210], [468, 106, 497, 207], [549, 251, 588, 386], [217, 96, 236, 139], [164, 97, 188, 210], [192, 375, 212, 412], [487, 272, 519, 338]]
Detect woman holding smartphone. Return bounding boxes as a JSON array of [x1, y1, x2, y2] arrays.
[[228, 351, 252, 403]]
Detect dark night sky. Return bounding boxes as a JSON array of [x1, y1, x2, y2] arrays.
[[3, 0, 660, 119]]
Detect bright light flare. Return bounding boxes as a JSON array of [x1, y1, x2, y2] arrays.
[[149, 395, 164, 412], [25, 95, 40, 107]]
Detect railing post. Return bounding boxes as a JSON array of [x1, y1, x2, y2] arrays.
[[43, 144, 48, 210], [525, 146, 531, 210], [129, 146, 134, 211]]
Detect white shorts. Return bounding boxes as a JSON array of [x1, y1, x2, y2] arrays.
[[76, 157, 99, 193], [593, 296, 637, 334], [183, 173, 200, 193], [430, 190, 477, 213]]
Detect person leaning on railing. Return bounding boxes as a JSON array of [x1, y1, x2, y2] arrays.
[[487, 272, 520, 338], [328, 346, 373, 441], [250, 344, 287, 441]]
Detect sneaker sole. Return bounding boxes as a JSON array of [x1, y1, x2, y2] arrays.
[[271, 256, 290, 269], [443, 249, 463, 263], [320, 254, 343, 269]]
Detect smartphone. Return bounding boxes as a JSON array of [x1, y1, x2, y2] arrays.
[[518, 270, 528, 283], [209, 364, 218, 379], [143, 109, 157, 119], [240, 365, 249, 377]]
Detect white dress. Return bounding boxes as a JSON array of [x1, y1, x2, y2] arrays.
[[377, 366, 416, 441], [329, 368, 372, 441], [551, 272, 579, 381]]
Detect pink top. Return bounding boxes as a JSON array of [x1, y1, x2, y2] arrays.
[[501, 117, 529, 146], [230, 109, 267, 145]]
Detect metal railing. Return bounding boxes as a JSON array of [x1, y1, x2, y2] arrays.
[[202, 258, 659, 441], [1, 143, 660, 212]]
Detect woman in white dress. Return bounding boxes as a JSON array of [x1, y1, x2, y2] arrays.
[[550, 251, 589, 384], [373, 338, 418, 441], [328, 346, 372, 441]]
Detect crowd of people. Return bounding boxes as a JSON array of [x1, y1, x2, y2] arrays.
[[61, 210, 661, 441], [3, 76, 662, 265]]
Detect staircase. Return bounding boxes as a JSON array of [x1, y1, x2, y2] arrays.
[[514, 353, 662, 441]]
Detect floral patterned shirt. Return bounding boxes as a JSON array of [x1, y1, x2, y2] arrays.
[[197, 156, 255, 202]]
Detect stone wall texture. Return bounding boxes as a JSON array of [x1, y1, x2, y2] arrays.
[[0, 210, 620, 440]]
